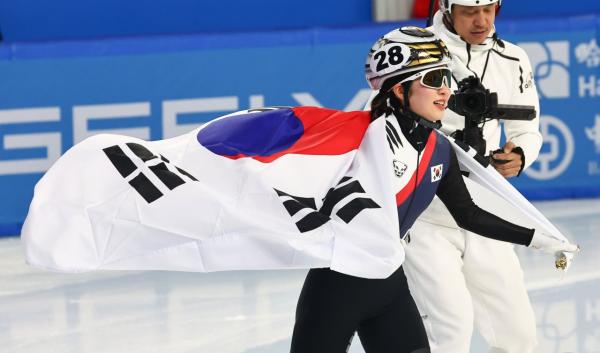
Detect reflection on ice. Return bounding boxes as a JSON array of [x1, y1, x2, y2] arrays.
[[1, 198, 599, 353]]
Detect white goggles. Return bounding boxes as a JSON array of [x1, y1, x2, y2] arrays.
[[399, 67, 452, 89]]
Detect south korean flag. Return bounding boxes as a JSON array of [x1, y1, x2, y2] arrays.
[[431, 164, 443, 182]]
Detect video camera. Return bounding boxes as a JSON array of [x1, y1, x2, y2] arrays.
[[448, 76, 536, 157]]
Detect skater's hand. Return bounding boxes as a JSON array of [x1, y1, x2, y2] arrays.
[[530, 229, 580, 270], [554, 251, 576, 271], [530, 229, 579, 253]]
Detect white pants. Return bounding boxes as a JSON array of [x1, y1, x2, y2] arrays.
[[403, 219, 537, 353]]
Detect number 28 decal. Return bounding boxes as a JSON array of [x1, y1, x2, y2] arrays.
[[371, 43, 410, 74]]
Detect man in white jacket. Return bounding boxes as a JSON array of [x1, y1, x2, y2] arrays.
[[402, 1, 544, 352]]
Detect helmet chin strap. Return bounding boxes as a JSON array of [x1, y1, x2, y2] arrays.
[[407, 110, 442, 130]]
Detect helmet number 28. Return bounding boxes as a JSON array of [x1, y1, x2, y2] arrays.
[[374, 46, 405, 72]]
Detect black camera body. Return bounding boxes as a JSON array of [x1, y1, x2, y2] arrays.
[[448, 76, 498, 121], [447, 76, 536, 157]]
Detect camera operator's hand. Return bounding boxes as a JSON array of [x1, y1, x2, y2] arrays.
[[491, 141, 523, 178]]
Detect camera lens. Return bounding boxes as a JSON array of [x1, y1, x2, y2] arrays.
[[463, 92, 486, 115]]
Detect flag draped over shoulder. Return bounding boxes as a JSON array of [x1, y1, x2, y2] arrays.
[[22, 106, 575, 277], [446, 138, 576, 269], [22, 107, 404, 279]]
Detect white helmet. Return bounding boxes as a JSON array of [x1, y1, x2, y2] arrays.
[[439, 0, 501, 14], [365, 26, 452, 91]]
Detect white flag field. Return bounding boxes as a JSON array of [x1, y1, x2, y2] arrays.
[[21, 107, 575, 278]]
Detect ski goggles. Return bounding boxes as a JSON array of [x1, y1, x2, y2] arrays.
[[399, 67, 452, 89]]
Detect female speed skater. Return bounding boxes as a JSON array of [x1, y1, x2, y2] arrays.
[[289, 26, 578, 353]]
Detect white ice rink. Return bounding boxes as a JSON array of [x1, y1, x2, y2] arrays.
[[2, 198, 600, 353]]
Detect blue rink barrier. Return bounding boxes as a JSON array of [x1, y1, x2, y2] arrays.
[[1, 14, 599, 236], [0, 0, 372, 42]]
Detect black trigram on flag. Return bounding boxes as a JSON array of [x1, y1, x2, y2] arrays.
[[103, 143, 197, 203], [275, 176, 381, 233]]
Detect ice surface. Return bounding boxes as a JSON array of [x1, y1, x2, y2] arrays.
[[2, 198, 599, 353]]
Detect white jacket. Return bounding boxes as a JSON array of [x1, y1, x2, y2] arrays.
[[418, 12, 543, 227]]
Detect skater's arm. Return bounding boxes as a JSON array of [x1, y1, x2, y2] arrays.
[[435, 149, 534, 246]]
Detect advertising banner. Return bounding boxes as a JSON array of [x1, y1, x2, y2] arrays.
[[0, 17, 598, 235]]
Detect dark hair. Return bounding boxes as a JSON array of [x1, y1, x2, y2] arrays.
[[369, 82, 410, 121], [370, 91, 392, 121]]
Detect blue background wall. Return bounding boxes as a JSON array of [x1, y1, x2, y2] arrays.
[[0, 0, 373, 42], [2, 0, 600, 42], [1, 8, 600, 235]]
